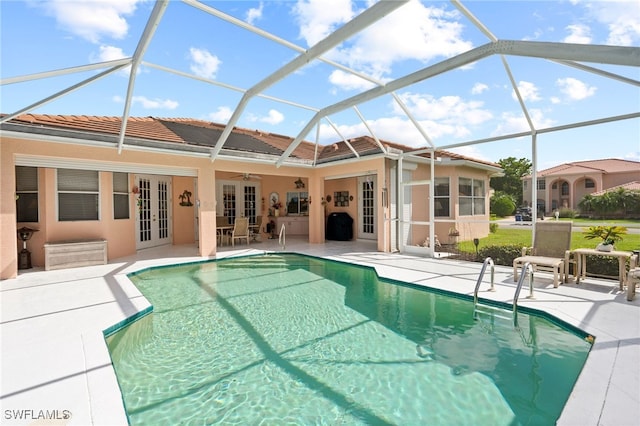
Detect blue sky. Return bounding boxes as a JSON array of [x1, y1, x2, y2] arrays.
[[1, 0, 639, 170]]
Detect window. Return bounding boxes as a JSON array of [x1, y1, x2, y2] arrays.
[[16, 166, 39, 222], [585, 179, 595, 188], [537, 179, 546, 190], [286, 191, 308, 215], [434, 177, 450, 217], [561, 181, 569, 196], [58, 168, 99, 221], [523, 181, 527, 190], [459, 177, 486, 216], [113, 172, 129, 219]]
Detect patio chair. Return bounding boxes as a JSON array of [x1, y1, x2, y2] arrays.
[[513, 221, 572, 288], [216, 215, 230, 246], [250, 215, 263, 241], [231, 217, 250, 247]]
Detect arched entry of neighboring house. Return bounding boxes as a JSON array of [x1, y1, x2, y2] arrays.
[[135, 174, 172, 250], [357, 175, 377, 240]]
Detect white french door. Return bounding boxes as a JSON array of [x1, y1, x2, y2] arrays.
[[136, 174, 172, 250], [357, 175, 377, 240], [217, 180, 260, 225]]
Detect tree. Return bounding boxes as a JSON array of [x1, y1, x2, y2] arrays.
[[490, 157, 532, 206]]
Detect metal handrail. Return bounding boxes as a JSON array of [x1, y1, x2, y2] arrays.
[[513, 262, 535, 326], [473, 257, 495, 309], [278, 223, 286, 250]]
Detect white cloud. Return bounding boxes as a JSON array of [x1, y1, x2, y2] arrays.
[[293, 0, 355, 46], [471, 83, 489, 95], [260, 109, 285, 125], [246, 2, 264, 25], [293, 0, 472, 87], [492, 109, 555, 136], [315, 91, 493, 147], [563, 24, 592, 43], [396, 92, 493, 126], [585, 1, 640, 46], [556, 77, 596, 101], [91, 44, 134, 76], [247, 109, 285, 125], [209, 107, 233, 123], [328, 70, 377, 91], [41, 0, 140, 43], [131, 96, 178, 110], [189, 47, 221, 79], [513, 81, 541, 102], [335, 1, 472, 77]]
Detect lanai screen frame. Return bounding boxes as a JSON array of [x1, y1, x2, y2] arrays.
[[1, 0, 639, 257]]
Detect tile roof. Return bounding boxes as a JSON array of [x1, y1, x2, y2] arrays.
[[590, 181, 640, 196], [1, 114, 499, 168], [533, 158, 640, 177]]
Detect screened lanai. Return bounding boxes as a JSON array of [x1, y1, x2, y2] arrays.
[[1, 0, 639, 258]]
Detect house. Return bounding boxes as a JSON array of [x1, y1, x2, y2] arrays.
[[1, 114, 502, 279], [522, 159, 640, 214]]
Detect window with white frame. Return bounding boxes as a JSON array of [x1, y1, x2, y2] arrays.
[[16, 166, 39, 222], [585, 178, 595, 188], [434, 177, 450, 217], [58, 168, 99, 221], [459, 177, 486, 216], [537, 179, 546, 190], [113, 172, 129, 219]]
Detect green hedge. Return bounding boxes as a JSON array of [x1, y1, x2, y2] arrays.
[[471, 244, 628, 278]]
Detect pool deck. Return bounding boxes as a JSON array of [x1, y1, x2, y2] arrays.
[[1, 238, 638, 425]]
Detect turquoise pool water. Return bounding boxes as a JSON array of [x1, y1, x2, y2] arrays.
[[107, 254, 592, 425]]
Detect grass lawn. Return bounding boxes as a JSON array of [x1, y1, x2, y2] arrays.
[[459, 226, 640, 253]]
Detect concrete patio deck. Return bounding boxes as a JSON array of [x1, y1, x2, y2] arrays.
[[1, 238, 638, 425]]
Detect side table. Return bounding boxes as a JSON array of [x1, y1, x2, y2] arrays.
[[572, 248, 632, 290]]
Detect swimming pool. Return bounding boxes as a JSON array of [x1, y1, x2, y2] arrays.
[[107, 253, 592, 425]]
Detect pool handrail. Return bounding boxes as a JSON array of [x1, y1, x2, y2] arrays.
[[278, 223, 286, 250], [473, 257, 495, 310], [513, 262, 535, 327]]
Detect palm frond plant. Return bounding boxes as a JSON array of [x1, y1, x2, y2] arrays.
[[583, 225, 627, 251]]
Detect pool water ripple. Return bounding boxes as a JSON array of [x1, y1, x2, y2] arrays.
[[107, 254, 591, 425]]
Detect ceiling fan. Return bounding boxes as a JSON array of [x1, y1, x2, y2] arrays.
[[232, 172, 262, 181]]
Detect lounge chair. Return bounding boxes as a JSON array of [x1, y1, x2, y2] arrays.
[[231, 217, 250, 247], [513, 221, 572, 288]]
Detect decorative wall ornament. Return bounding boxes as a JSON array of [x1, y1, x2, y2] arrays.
[[179, 190, 193, 206]]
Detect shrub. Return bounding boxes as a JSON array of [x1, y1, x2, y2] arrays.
[[477, 244, 523, 266], [489, 223, 499, 234], [491, 194, 516, 217], [558, 208, 576, 218]]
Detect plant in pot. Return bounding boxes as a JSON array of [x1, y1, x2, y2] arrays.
[[583, 225, 627, 252]]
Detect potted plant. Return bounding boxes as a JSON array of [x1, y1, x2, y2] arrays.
[[583, 225, 627, 252]]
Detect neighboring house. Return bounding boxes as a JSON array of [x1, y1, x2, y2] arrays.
[[1, 114, 502, 279], [522, 159, 640, 214]]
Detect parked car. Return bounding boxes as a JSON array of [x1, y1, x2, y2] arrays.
[[515, 206, 532, 222]]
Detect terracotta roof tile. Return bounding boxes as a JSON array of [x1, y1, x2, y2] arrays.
[[533, 159, 640, 177], [3, 114, 500, 168], [591, 181, 640, 196]]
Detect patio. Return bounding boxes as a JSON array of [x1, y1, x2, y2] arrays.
[[1, 239, 638, 425]]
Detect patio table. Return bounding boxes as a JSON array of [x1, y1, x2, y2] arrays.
[[572, 248, 633, 290]]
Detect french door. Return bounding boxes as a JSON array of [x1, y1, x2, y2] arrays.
[[357, 175, 377, 240], [136, 174, 172, 249], [217, 180, 260, 225]]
